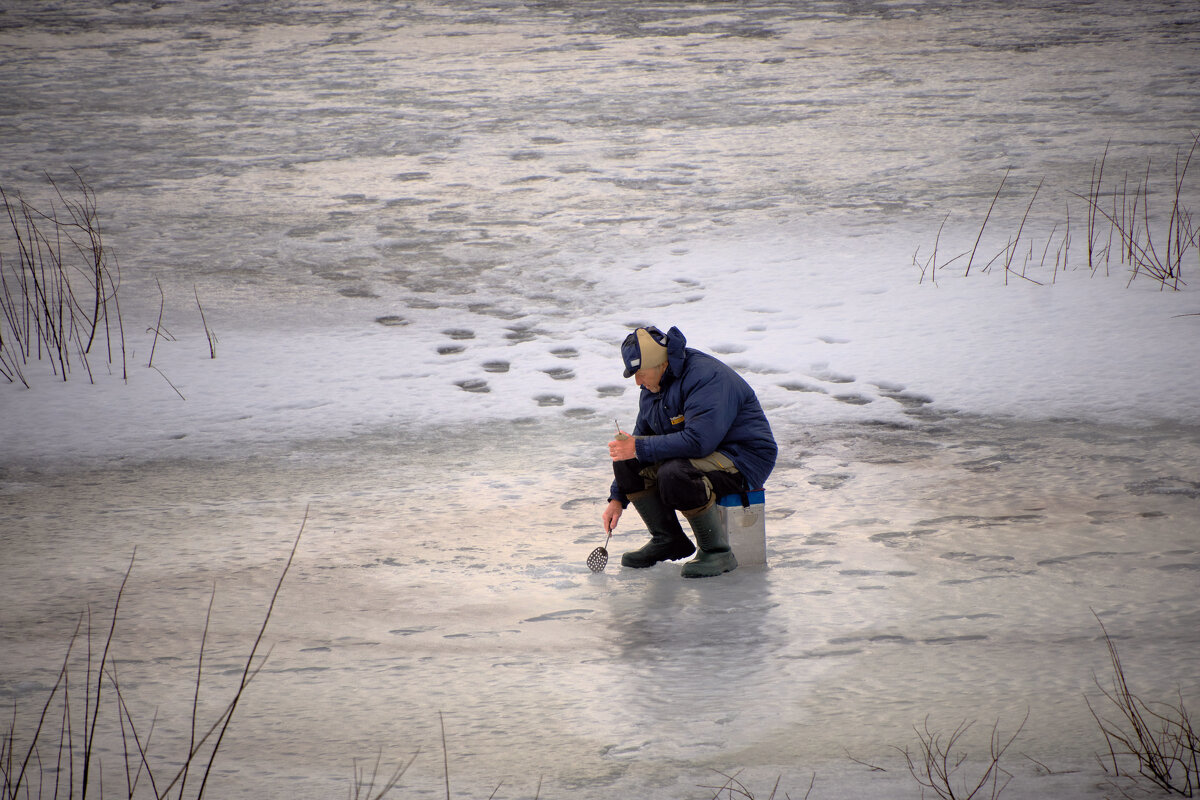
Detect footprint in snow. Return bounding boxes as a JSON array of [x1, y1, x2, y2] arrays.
[[456, 379, 489, 393], [506, 326, 546, 343], [779, 381, 827, 394], [811, 368, 855, 384], [834, 393, 873, 405], [878, 385, 934, 408], [560, 497, 594, 511], [375, 315, 408, 327], [809, 473, 852, 490]]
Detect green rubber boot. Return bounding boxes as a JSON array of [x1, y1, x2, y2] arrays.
[[681, 501, 737, 578], [620, 490, 696, 568]]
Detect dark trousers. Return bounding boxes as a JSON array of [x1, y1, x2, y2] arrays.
[[614, 456, 745, 512]]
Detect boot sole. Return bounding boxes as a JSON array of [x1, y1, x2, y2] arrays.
[[621, 548, 696, 568], [681, 552, 738, 578]]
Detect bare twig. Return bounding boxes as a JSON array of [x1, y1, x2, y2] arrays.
[[1087, 610, 1199, 796], [897, 711, 1027, 800], [846, 748, 887, 771]]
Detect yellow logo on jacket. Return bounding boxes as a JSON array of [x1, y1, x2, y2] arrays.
[[671, 415, 685, 426]]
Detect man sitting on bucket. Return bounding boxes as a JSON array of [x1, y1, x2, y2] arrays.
[[602, 325, 777, 578]]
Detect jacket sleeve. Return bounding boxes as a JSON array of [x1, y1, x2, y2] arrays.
[[634, 367, 738, 464]]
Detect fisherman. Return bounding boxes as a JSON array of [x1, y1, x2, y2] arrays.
[[602, 325, 777, 578]]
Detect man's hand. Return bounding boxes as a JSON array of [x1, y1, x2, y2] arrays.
[[608, 431, 636, 461], [601, 499, 623, 533]]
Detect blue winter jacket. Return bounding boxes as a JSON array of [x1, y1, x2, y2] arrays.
[[609, 326, 777, 505]]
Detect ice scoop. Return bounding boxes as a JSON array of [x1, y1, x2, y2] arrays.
[[587, 528, 612, 573]]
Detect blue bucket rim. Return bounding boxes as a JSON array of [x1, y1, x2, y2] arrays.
[[717, 489, 765, 507]]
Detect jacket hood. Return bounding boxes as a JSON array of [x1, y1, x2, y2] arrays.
[[665, 326, 688, 374]]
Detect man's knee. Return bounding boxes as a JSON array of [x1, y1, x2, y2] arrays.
[[612, 458, 648, 495], [656, 458, 711, 511]]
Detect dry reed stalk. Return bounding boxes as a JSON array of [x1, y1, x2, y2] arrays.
[[194, 284, 217, 359], [1086, 143, 1110, 275], [148, 275, 167, 368], [1002, 178, 1044, 286], [965, 169, 1010, 278], [351, 747, 419, 800]]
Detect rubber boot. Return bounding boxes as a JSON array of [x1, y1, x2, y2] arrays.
[[681, 500, 737, 578], [620, 490, 696, 568]]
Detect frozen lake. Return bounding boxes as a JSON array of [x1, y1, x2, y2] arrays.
[[2, 1, 1199, 798], [3, 416, 1199, 799]]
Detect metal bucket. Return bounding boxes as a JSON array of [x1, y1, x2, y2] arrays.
[[718, 489, 766, 566]]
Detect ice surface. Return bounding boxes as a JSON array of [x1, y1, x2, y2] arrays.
[[2, 2, 1199, 798]]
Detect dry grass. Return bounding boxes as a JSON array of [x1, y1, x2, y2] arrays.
[[1, 512, 305, 800], [916, 134, 1199, 290], [0, 171, 125, 386]]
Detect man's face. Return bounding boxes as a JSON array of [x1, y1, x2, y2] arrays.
[[634, 362, 667, 393]]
